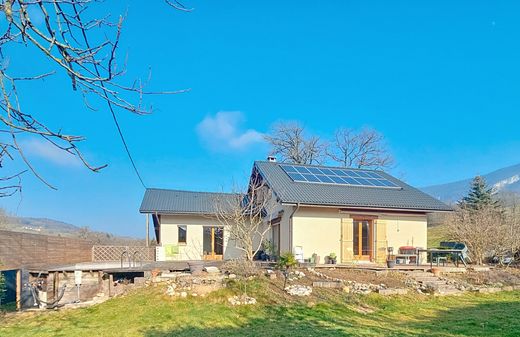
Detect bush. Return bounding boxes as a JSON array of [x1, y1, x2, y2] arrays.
[[221, 259, 260, 278], [277, 252, 297, 270], [0, 271, 6, 306]]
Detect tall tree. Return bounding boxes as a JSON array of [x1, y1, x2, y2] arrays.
[[327, 127, 393, 169], [459, 176, 498, 210], [264, 122, 324, 165]]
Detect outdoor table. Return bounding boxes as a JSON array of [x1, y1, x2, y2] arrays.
[[416, 249, 467, 268]]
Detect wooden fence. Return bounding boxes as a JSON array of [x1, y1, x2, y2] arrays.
[[92, 245, 155, 262], [0, 230, 93, 269]]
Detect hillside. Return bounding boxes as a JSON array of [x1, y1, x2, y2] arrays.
[[422, 163, 520, 203], [0, 215, 144, 245]]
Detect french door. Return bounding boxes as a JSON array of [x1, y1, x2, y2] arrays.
[[203, 227, 224, 260], [353, 220, 373, 261]]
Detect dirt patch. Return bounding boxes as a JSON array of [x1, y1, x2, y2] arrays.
[[446, 268, 520, 287], [317, 268, 408, 288]]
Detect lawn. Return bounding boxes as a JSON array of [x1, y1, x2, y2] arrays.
[[427, 224, 449, 248], [1, 279, 520, 337]]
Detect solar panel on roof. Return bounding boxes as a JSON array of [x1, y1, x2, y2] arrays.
[[279, 164, 400, 189]]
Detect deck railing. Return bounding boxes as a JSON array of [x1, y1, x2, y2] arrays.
[[92, 245, 155, 262]]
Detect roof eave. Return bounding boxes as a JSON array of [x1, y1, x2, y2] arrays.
[[279, 202, 453, 213]]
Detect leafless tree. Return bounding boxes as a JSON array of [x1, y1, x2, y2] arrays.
[[214, 171, 277, 261], [0, 0, 190, 195], [264, 122, 324, 165], [327, 127, 393, 169], [446, 202, 518, 265]]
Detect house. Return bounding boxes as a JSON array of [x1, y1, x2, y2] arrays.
[[139, 159, 451, 264]]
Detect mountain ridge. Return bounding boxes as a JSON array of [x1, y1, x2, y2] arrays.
[[421, 163, 520, 203]]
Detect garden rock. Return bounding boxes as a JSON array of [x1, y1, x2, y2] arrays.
[[285, 285, 312, 296], [228, 295, 257, 305]]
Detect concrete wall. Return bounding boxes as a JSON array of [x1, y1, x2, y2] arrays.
[[159, 215, 242, 260]]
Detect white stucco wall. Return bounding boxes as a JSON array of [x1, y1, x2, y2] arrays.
[[382, 214, 428, 251], [286, 206, 428, 264], [291, 207, 342, 263], [159, 214, 242, 260]]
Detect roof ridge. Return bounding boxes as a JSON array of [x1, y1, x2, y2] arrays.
[[146, 187, 237, 195], [254, 160, 384, 173]]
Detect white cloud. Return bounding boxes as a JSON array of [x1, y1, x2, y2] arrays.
[[196, 111, 265, 151], [22, 139, 82, 167]]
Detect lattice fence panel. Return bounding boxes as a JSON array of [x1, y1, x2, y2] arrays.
[[92, 245, 155, 262]]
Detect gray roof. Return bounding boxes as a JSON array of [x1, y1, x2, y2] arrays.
[[139, 188, 238, 214], [254, 161, 452, 212]]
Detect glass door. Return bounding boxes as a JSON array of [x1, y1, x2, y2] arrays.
[[203, 227, 224, 260], [353, 220, 372, 260]]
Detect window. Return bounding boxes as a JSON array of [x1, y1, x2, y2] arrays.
[[178, 226, 187, 244]]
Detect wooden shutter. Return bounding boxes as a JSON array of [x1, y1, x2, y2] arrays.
[[375, 220, 388, 263], [341, 218, 354, 263]]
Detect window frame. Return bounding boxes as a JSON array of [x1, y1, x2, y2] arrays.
[[178, 225, 187, 244]]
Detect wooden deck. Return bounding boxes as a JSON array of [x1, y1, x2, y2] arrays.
[[312, 263, 469, 273]]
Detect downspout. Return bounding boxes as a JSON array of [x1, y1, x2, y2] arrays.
[[288, 203, 300, 252]]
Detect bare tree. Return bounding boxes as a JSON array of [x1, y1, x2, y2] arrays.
[[214, 171, 277, 261], [264, 122, 324, 165], [327, 127, 393, 169], [445, 202, 520, 265], [0, 1, 189, 195]]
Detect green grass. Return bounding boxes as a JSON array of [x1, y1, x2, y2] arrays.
[[1, 281, 520, 337], [428, 224, 449, 248]]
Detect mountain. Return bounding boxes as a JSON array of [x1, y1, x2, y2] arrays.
[[421, 163, 520, 203], [3, 216, 83, 236], [1, 216, 144, 245]]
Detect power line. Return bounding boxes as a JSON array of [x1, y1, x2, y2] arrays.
[[73, 6, 147, 189]]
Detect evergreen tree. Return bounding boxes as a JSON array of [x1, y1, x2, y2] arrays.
[[459, 176, 498, 209]]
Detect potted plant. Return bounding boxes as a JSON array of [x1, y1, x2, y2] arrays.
[[329, 252, 337, 264]]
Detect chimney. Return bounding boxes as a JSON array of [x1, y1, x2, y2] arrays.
[[267, 156, 277, 162]]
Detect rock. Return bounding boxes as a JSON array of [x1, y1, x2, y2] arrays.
[[269, 273, 277, 280], [228, 295, 257, 305], [478, 287, 501, 294], [378, 288, 408, 296], [180, 291, 188, 298], [342, 286, 350, 294], [204, 266, 220, 274], [228, 274, 237, 279], [285, 285, 312, 296], [166, 285, 176, 296], [312, 281, 343, 289], [502, 286, 513, 292]]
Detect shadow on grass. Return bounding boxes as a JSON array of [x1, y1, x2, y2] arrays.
[[142, 299, 520, 337], [406, 299, 520, 337]]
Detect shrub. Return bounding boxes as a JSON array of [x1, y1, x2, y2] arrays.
[[277, 252, 297, 271], [0, 271, 6, 306]]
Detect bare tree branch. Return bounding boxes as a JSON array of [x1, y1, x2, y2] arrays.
[[264, 122, 324, 165], [0, 0, 190, 195], [327, 127, 393, 169], [214, 170, 277, 261]]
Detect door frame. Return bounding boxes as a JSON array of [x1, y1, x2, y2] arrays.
[[352, 217, 374, 261], [203, 226, 224, 260]]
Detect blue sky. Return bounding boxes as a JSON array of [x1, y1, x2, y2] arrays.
[[2, 1, 520, 237]]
